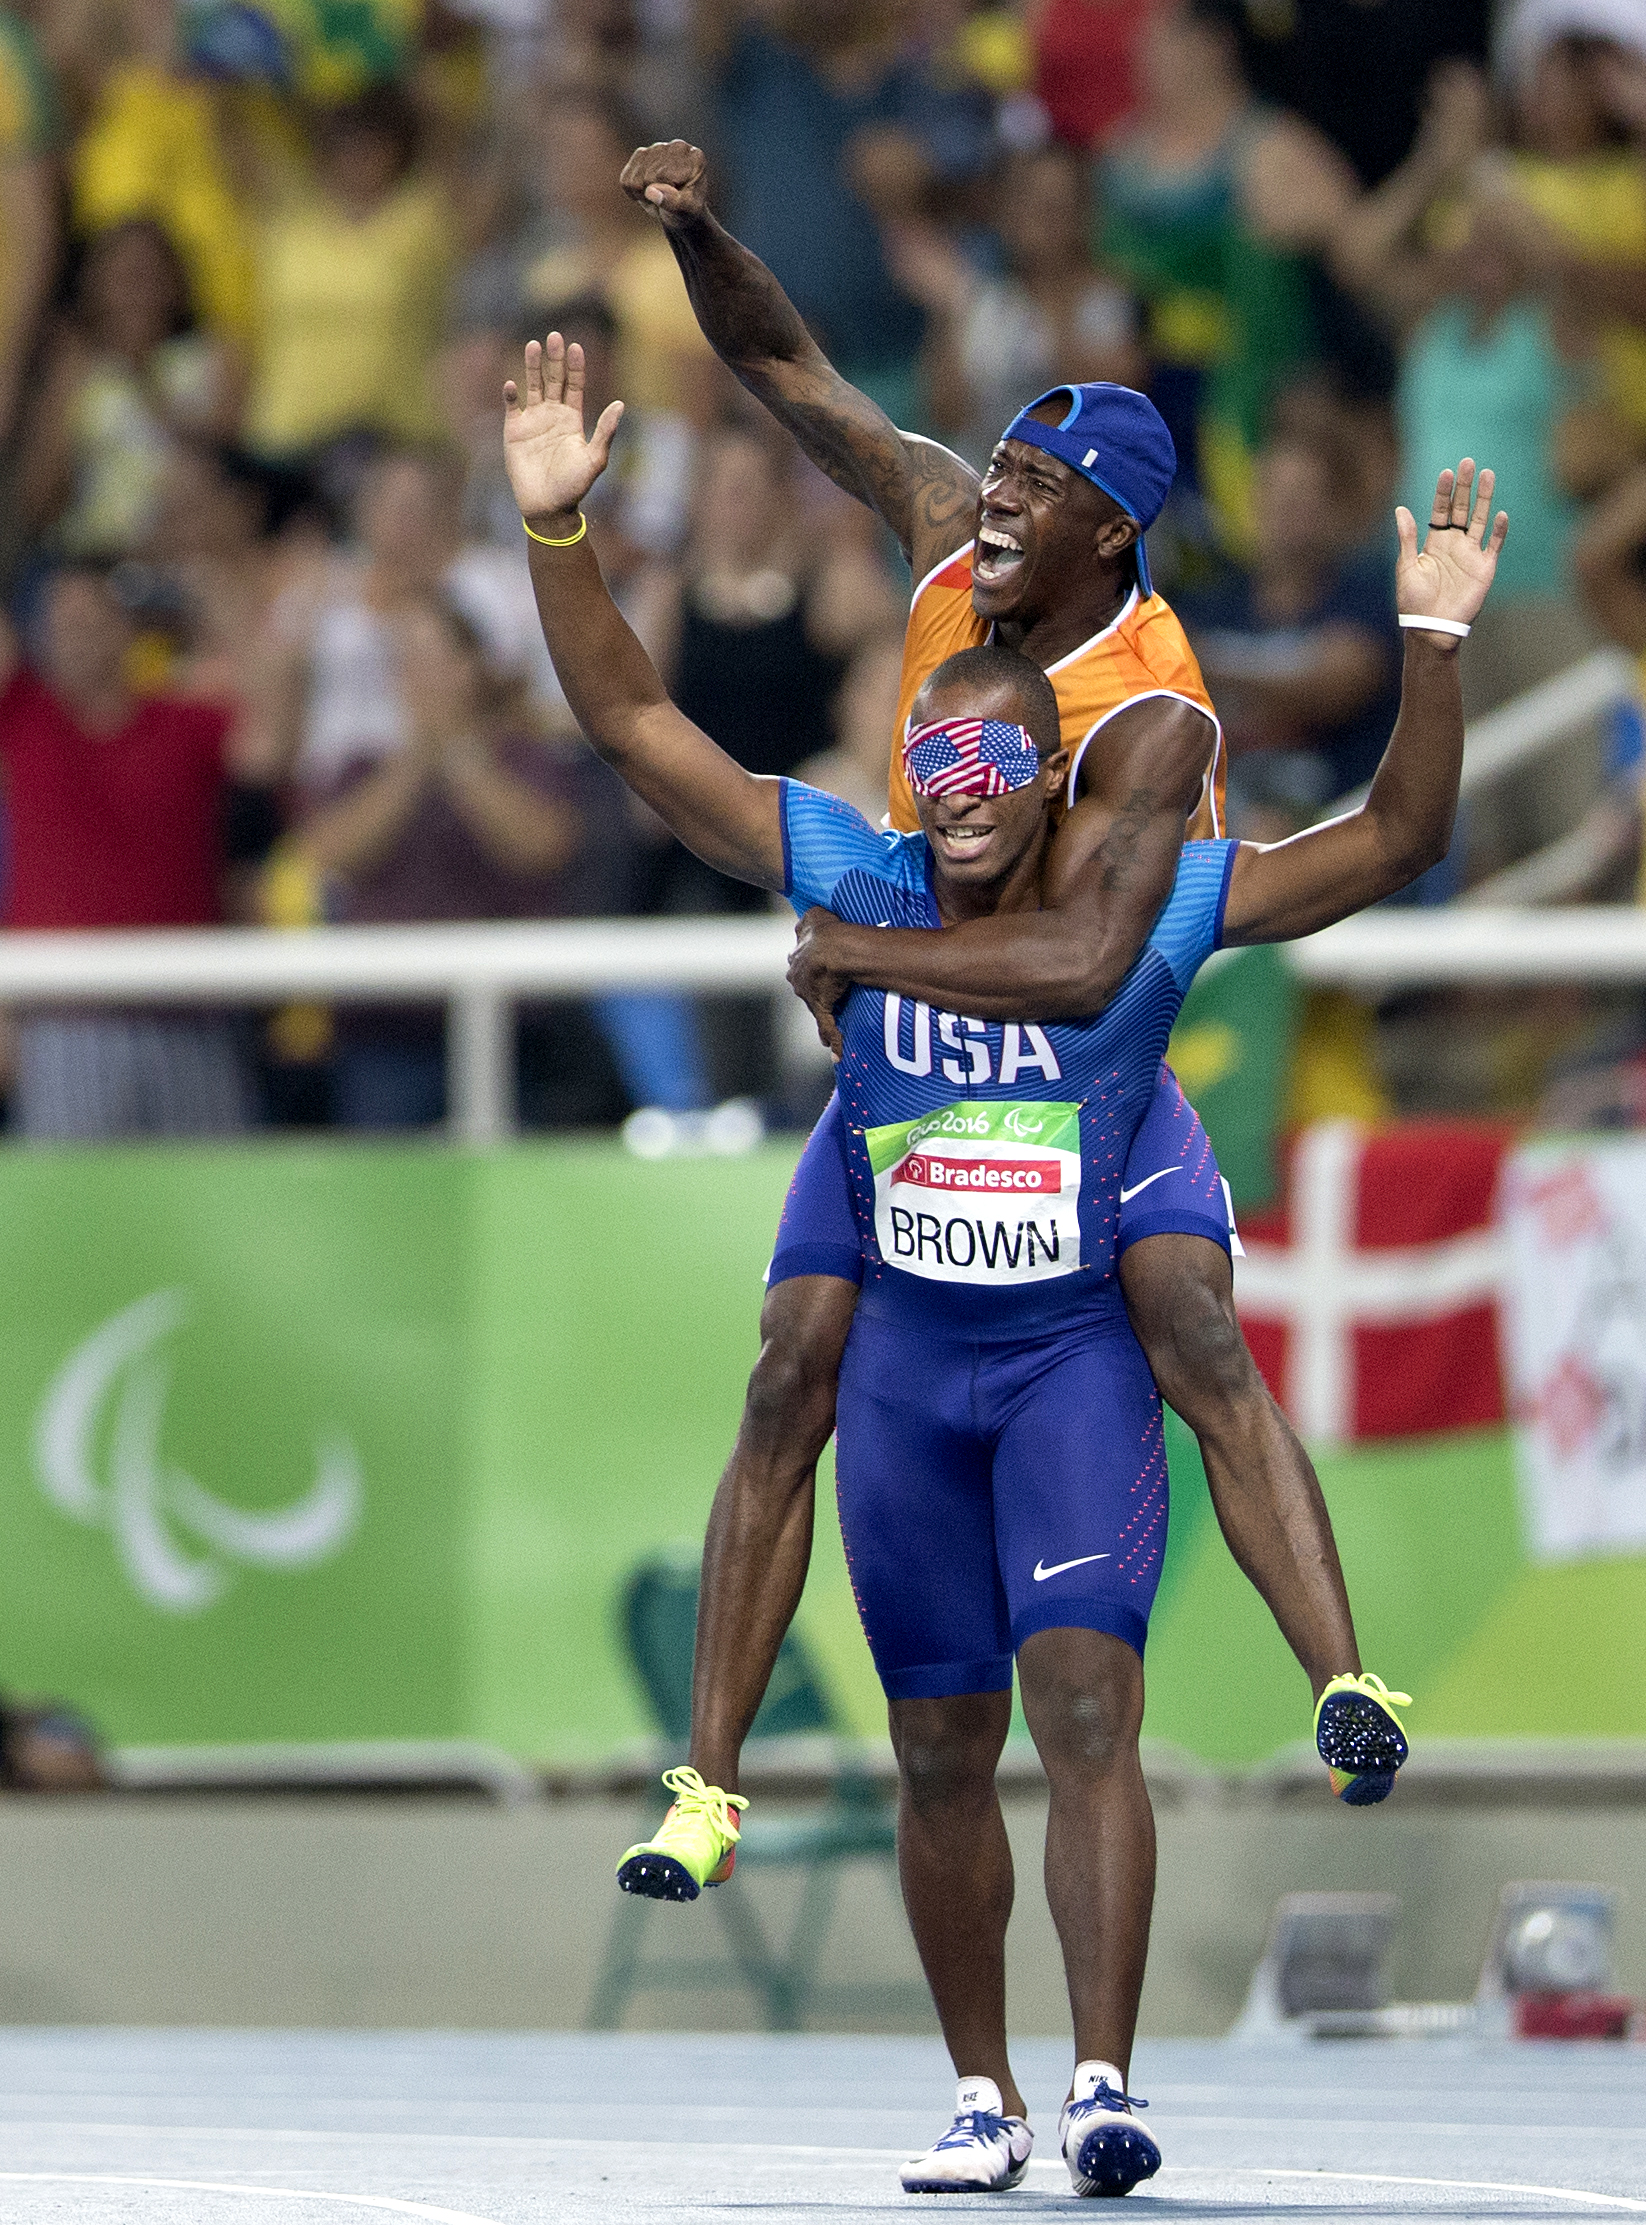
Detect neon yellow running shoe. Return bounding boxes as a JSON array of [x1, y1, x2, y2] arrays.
[[616, 1767, 749, 1901], [1314, 1673, 1411, 1806]]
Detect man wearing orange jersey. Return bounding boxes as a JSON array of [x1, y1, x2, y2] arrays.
[[883, 432, 1223, 844], [615, 140, 1386, 1838]]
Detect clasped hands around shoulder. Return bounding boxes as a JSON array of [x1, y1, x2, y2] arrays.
[[789, 907, 854, 1058]]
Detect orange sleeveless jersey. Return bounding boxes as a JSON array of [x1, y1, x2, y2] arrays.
[[888, 548, 1225, 839]]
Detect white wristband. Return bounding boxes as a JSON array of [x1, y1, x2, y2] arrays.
[[1399, 614, 1470, 638]]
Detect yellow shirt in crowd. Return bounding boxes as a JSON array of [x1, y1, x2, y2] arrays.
[[1513, 149, 1646, 439], [244, 176, 455, 453], [72, 61, 258, 342]]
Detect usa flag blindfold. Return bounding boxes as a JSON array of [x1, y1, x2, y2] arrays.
[[902, 716, 1041, 799]]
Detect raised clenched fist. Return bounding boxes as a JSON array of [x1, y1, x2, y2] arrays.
[[620, 140, 710, 228]]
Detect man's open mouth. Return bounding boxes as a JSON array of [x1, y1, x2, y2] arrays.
[[933, 822, 997, 861], [974, 523, 1025, 585]]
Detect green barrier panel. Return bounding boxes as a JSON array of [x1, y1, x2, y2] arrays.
[[1, 1142, 1642, 1762], [0, 1143, 878, 1758], [0, 1149, 470, 1747], [466, 1145, 882, 1760], [1166, 943, 1297, 1210]]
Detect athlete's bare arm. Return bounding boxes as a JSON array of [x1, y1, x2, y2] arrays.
[[622, 135, 1215, 1035], [1222, 462, 1506, 944], [503, 333, 786, 891], [619, 140, 979, 576], [788, 699, 1210, 1035]]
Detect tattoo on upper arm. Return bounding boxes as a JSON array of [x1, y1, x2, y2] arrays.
[[817, 384, 917, 533], [759, 395, 977, 561], [1094, 787, 1162, 895], [727, 361, 908, 533], [671, 214, 980, 553], [903, 438, 982, 567]]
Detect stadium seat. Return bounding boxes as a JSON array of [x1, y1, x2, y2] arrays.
[[586, 1549, 922, 2031]]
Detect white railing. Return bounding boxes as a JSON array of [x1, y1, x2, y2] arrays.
[[0, 915, 797, 1144], [5, 905, 1646, 1140], [0, 656, 1635, 1143], [1454, 649, 1634, 800], [1328, 648, 1635, 814], [1288, 905, 1646, 991]]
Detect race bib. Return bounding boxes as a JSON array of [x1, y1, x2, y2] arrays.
[[866, 1101, 1081, 1285]]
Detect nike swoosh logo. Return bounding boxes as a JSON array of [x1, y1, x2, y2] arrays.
[[1032, 1553, 1111, 1582], [1118, 1167, 1180, 1205]]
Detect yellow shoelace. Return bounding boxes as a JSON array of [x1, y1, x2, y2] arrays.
[[660, 1765, 750, 1843], [1315, 1671, 1413, 1729]]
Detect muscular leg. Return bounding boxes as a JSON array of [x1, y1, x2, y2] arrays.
[[1120, 1232, 1359, 1698], [1015, 1628, 1154, 2078], [888, 1687, 1025, 2116], [687, 1273, 857, 1793]]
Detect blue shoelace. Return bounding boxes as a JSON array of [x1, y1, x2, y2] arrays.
[[1069, 2079, 1148, 2121], [934, 2109, 1011, 2151]]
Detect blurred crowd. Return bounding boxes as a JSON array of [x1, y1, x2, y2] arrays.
[[3, 0, 1646, 1135]]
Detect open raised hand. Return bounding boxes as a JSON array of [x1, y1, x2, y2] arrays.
[[620, 140, 710, 229], [1395, 460, 1509, 636], [502, 333, 624, 528]]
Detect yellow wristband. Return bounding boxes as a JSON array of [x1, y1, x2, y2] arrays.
[[523, 511, 588, 548]]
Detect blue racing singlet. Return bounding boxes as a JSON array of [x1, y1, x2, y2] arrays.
[[780, 779, 1238, 1339]]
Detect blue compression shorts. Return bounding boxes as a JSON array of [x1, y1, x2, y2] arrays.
[[768, 1060, 1235, 1290], [835, 1308, 1168, 1697]]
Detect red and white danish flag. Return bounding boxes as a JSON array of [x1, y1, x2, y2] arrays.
[[1233, 1120, 1515, 1444]]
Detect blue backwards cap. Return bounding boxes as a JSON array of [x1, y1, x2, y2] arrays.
[[1002, 384, 1176, 597]]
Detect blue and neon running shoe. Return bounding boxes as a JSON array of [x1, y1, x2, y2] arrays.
[[901, 2077, 1033, 2193], [1059, 2060, 1159, 2197], [616, 1767, 748, 1900], [1314, 1672, 1411, 1806]]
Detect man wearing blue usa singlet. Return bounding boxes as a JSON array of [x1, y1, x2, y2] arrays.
[[503, 333, 1506, 2199], [616, 137, 1415, 1857]]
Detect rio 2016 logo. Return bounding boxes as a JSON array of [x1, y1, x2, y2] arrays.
[[32, 1289, 362, 1615]]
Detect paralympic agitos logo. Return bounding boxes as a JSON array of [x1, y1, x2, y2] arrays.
[[1002, 1106, 1046, 1140], [32, 1289, 362, 1614]]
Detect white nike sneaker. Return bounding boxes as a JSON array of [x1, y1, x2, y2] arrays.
[[1059, 2060, 1160, 2197], [900, 2076, 1033, 2193]]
